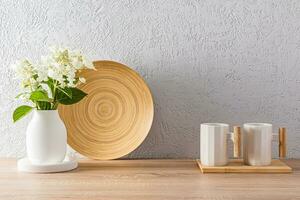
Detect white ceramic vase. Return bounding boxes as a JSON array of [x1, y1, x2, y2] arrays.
[[26, 110, 67, 165]]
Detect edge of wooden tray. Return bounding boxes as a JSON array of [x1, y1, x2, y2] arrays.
[[196, 159, 292, 173]]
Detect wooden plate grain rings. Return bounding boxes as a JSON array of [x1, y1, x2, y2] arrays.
[[59, 61, 154, 160]]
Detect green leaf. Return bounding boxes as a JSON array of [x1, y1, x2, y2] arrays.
[[30, 90, 50, 102], [13, 105, 33, 123], [58, 87, 87, 105], [57, 87, 72, 98]]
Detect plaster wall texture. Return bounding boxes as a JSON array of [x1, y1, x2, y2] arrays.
[[1, 0, 300, 158]]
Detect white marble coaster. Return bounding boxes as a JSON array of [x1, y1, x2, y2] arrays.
[[17, 156, 78, 173]]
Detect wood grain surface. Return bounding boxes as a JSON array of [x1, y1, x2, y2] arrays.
[[59, 61, 154, 160], [0, 159, 300, 200]]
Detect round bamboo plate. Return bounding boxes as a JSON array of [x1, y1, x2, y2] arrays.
[[58, 60, 154, 160]]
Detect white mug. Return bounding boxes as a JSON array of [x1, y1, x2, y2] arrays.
[[243, 123, 273, 166], [200, 123, 229, 166]]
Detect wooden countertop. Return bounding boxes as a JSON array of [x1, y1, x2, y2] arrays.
[[0, 159, 300, 200]]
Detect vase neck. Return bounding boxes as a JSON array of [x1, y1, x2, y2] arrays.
[[33, 110, 60, 119]]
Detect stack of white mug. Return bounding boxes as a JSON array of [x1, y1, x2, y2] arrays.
[[200, 123, 273, 166]]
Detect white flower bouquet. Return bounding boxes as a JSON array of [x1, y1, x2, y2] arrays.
[[11, 46, 95, 122]]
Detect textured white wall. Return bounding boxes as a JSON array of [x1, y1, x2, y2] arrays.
[[1, 0, 300, 158]]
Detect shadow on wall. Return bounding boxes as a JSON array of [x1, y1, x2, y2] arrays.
[[126, 62, 217, 159]]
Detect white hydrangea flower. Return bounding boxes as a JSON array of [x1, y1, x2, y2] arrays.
[[12, 46, 94, 112], [12, 46, 94, 96], [36, 59, 49, 82], [10, 59, 39, 89]]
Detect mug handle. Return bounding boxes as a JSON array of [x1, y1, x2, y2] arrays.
[[229, 127, 287, 159], [227, 126, 242, 158], [272, 127, 287, 158]]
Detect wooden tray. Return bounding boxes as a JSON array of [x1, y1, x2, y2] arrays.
[[197, 159, 292, 173], [197, 127, 291, 173]]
